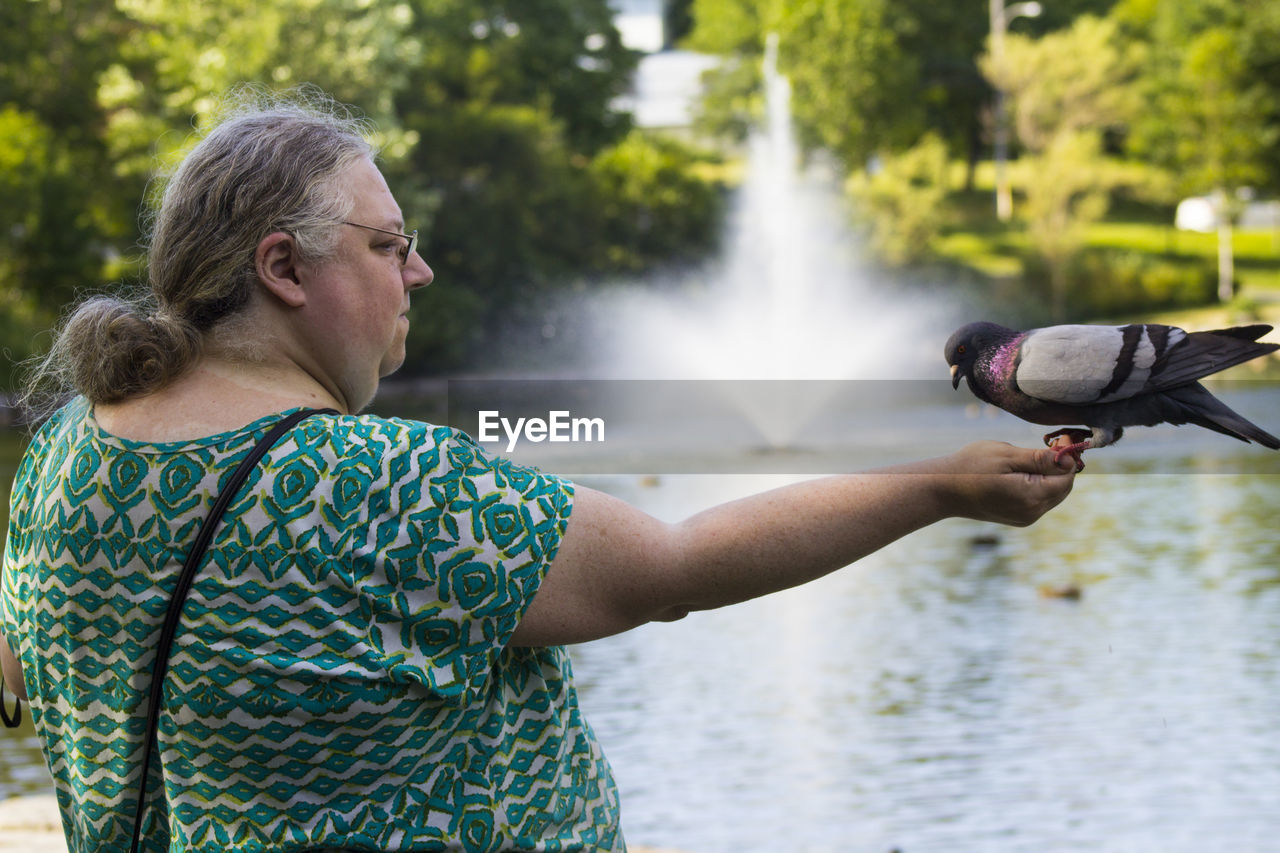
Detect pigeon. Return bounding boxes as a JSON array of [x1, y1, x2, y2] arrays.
[[944, 321, 1280, 469]]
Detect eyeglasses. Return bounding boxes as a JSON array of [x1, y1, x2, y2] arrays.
[[341, 220, 419, 266]]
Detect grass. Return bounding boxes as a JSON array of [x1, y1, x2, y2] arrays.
[[932, 166, 1280, 296], [1083, 222, 1280, 292]]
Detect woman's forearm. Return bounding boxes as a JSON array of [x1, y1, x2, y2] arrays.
[[513, 442, 1075, 647], [663, 462, 951, 614]]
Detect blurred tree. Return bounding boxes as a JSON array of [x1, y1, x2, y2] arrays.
[[684, 0, 764, 145], [102, 0, 420, 164], [690, 55, 760, 145], [0, 0, 726, 380], [686, 0, 763, 55], [589, 131, 724, 271], [396, 101, 723, 370], [1121, 0, 1280, 301], [895, 0, 989, 190], [666, 0, 697, 46], [389, 0, 642, 371], [394, 101, 601, 369], [986, 16, 1138, 153], [982, 15, 1139, 319], [845, 132, 951, 266], [772, 0, 923, 169], [0, 0, 141, 322], [0, 107, 57, 387], [399, 0, 636, 155], [686, 0, 1123, 180], [1238, 0, 1280, 190], [1021, 131, 1115, 319]]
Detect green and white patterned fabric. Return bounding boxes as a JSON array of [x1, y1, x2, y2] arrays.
[[2, 398, 623, 852]]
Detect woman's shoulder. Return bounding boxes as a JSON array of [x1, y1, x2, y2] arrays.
[[310, 411, 455, 454], [312, 413, 571, 499], [17, 397, 89, 461], [301, 411, 477, 478]]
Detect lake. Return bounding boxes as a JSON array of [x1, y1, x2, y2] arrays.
[[2, 389, 1279, 852]]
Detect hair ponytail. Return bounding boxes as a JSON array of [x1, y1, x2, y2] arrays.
[[19, 295, 202, 421]]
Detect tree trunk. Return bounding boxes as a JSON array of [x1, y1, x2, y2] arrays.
[[965, 123, 979, 193], [1217, 220, 1235, 303], [1215, 188, 1235, 302]]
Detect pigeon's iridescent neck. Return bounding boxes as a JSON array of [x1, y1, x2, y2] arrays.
[[983, 333, 1026, 402], [991, 333, 1024, 375]]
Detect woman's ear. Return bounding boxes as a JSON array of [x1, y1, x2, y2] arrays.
[[255, 232, 308, 308]]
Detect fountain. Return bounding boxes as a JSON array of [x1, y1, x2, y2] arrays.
[[528, 34, 968, 459], [452, 35, 980, 471], [587, 35, 961, 383]]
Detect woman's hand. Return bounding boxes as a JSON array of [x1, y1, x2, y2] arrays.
[[934, 440, 1077, 527]]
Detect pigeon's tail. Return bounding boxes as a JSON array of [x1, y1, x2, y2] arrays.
[[1165, 383, 1280, 449], [1203, 324, 1273, 343]]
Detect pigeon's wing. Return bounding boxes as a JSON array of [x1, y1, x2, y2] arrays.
[[1013, 324, 1187, 405], [1146, 324, 1277, 389]]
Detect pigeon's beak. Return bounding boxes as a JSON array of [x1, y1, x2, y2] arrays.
[[950, 364, 961, 390]]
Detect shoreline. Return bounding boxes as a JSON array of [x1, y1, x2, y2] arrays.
[[0, 796, 64, 852]]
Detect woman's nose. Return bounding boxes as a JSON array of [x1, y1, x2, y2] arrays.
[[406, 252, 433, 290]]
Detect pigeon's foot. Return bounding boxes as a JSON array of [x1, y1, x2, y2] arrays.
[[1044, 428, 1092, 472]]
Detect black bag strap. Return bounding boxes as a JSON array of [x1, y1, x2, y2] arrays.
[[129, 408, 335, 853]]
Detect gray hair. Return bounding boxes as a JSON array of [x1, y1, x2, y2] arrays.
[[21, 87, 375, 419]]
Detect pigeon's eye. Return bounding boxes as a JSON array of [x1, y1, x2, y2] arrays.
[[957, 344, 967, 355]]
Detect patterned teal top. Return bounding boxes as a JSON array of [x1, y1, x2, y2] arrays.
[[2, 398, 622, 852]]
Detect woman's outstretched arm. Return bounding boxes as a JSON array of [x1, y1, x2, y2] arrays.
[[512, 442, 1076, 647]]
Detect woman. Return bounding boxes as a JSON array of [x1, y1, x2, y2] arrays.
[[1, 92, 1075, 852]]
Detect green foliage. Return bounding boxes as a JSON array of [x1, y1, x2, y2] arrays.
[[697, 0, 936, 165], [0, 0, 146, 316], [589, 132, 725, 271], [401, 0, 638, 154], [981, 16, 1140, 318], [1022, 249, 1216, 321], [395, 105, 725, 370], [399, 102, 598, 303], [691, 57, 761, 145], [685, 0, 1124, 181], [1237, 1, 1280, 189], [1118, 0, 1280, 301], [666, 0, 697, 47], [1123, 0, 1280, 196], [893, 0, 989, 179], [0, 106, 50, 290], [846, 133, 951, 266], [686, 0, 763, 55], [1021, 132, 1113, 266], [0, 108, 54, 382], [773, 0, 923, 167], [986, 16, 1140, 154], [0, 0, 729, 380]]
